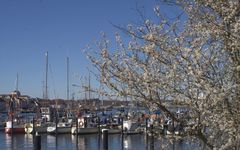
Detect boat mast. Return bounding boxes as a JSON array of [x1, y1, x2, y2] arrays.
[[67, 57, 69, 101], [45, 52, 48, 100], [66, 56, 71, 112], [15, 73, 19, 91]]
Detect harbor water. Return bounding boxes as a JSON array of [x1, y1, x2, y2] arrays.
[[0, 132, 205, 150]]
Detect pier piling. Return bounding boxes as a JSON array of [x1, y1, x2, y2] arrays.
[[145, 118, 148, 133], [76, 117, 79, 135], [150, 135, 154, 150], [32, 117, 35, 134], [150, 124, 153, 136], [76, 117, 79, 149], [121, 117, 123, 134], [102, 129, 108, 150], [84, 117, 87, 128], [55, 114, 58, 135], [121, 117, 124, 150], [149, 124, 154, 150], [34, 134, 41, 150], [98, 116, 100, 135]]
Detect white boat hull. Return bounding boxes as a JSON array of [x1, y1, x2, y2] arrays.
[[47, 126, 72, 134], [122, 120, 143, 135], [71, 127, 99, 134], [101, 128, 122, 134]]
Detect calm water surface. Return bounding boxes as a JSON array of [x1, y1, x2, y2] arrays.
[[0, 132, 204, 150]]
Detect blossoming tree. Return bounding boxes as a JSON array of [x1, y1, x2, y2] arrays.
[[85, 0, 240, 149]]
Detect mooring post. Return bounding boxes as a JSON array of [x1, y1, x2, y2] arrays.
[[150, 124, 153, 136], [102, 129, 108, 150], [145, 118, 148, 133], [84, 117, 87, 128], [98, 116, 101, 135], [55, 115, 58, 135], [121, 117, 123, 134], [76, 117, 79, 135], [76, 117, 78, 149], [150, 134, 154, 150], [34, 133, 41, 150], [145, 117, 149, 147], [172, 138, 176, 150], [145, 133, 148, 150], [32, 117, 35, 134], [98, 116, 101, 150], [121, 117, 124, 150]]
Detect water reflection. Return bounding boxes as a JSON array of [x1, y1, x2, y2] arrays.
[[4, 133, 34, 150], [0, 132, 205, 150], [78, 136, 86, 150], [123, 138, 129, 149]]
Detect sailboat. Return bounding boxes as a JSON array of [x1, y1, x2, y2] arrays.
[[5, 120, 25, 134], [25, 52, 50, 134], [5, 91, 25, 134], [47, 56, 73, 134]]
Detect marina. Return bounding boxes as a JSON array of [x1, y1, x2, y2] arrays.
[[0, 90, 204, 149]]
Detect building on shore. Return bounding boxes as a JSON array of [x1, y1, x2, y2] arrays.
[[0, 91, 35, 113]]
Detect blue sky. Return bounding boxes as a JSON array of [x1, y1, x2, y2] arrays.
[[0, 0, 160, 99]]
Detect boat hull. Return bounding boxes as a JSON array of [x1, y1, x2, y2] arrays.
[[25, 126, 47, 134], [72, 127, 99, 134], [102, 128, 122, 134], [5, 127, 25, 134], [47, 126, 72, 134], [5, 121, 25, 134], [122, 120, 143, 134]]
